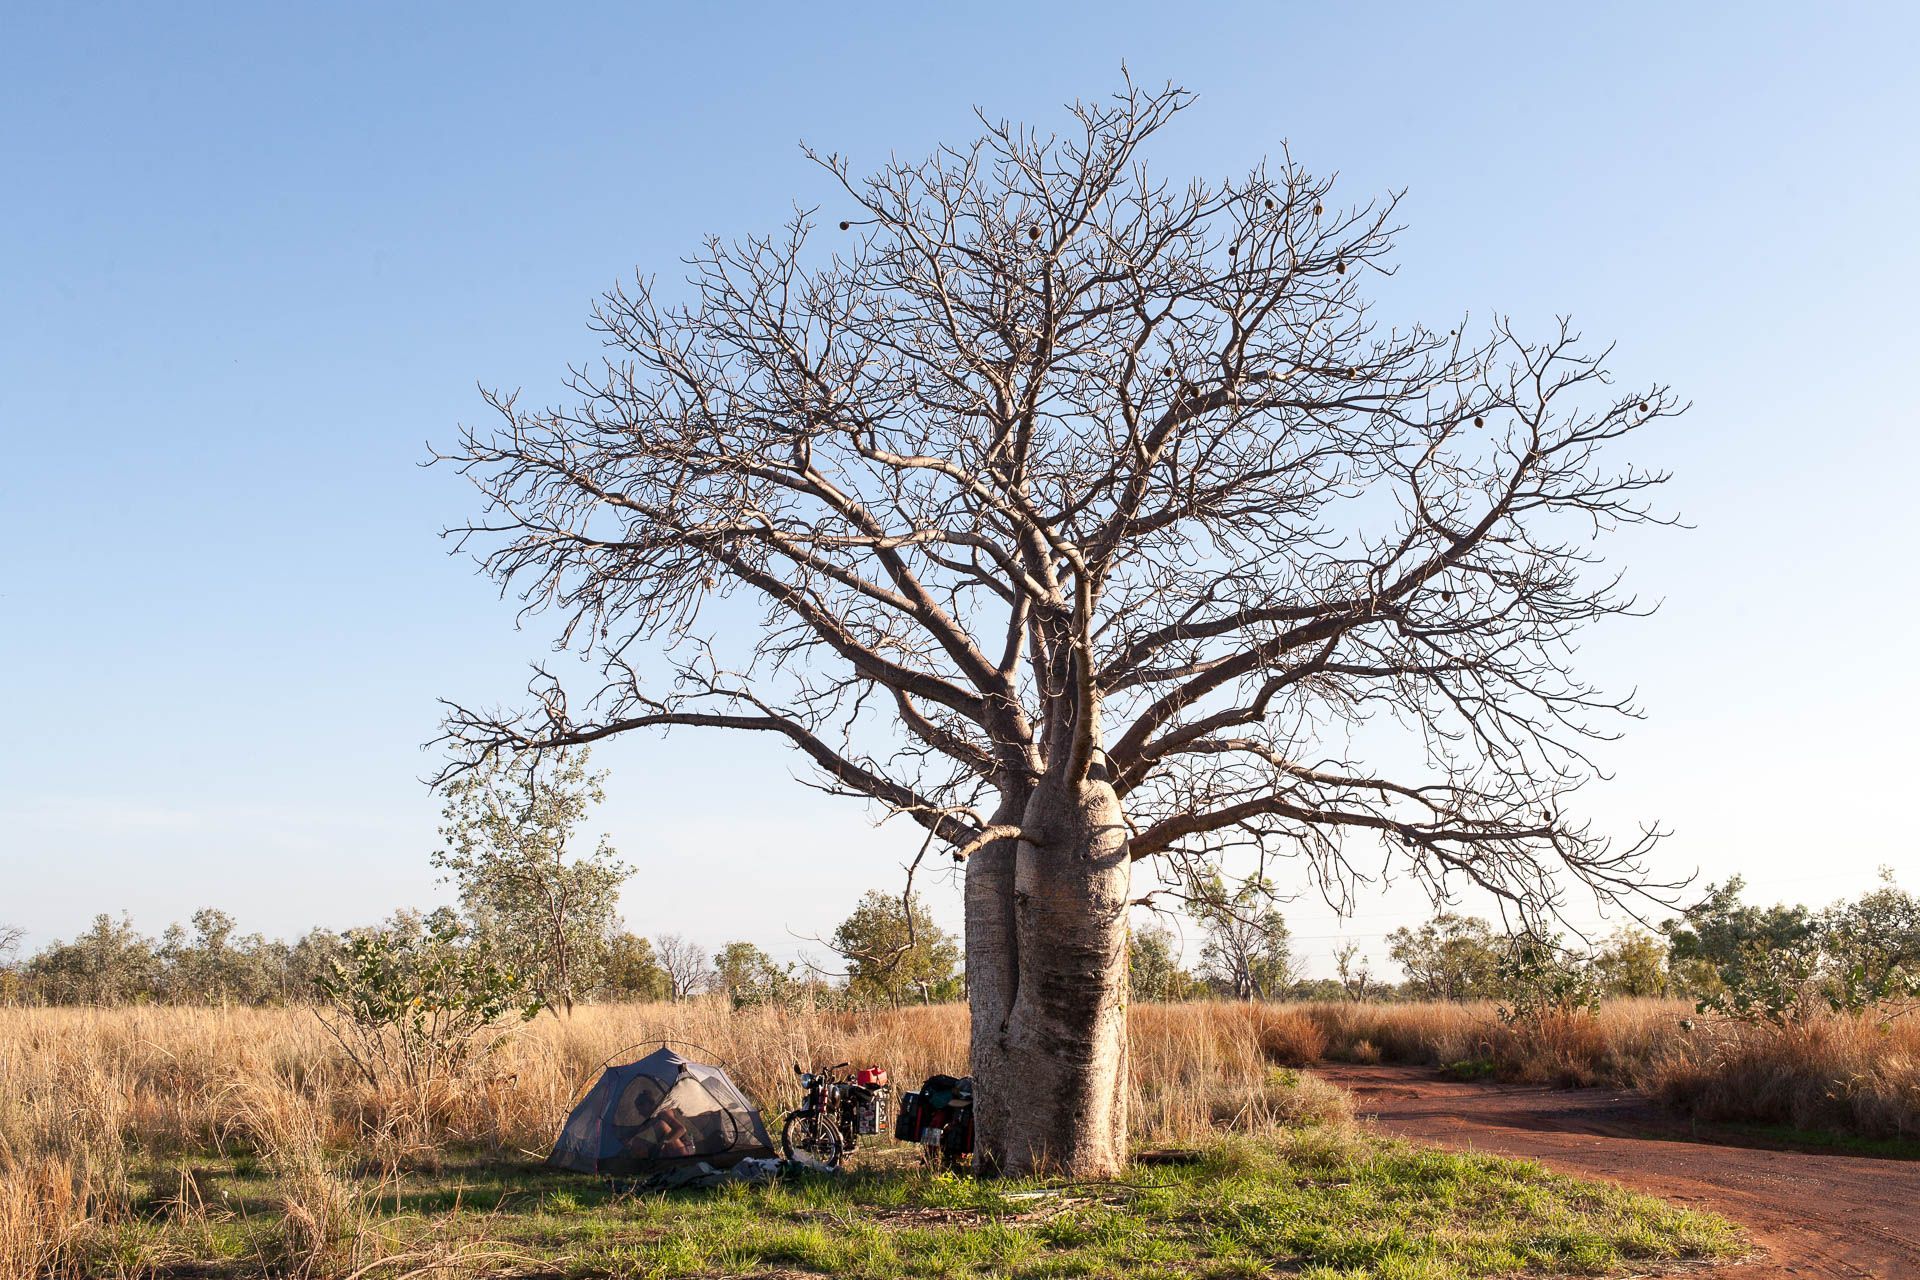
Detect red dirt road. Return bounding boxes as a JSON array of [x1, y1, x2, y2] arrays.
[[1316, 1064, 1920, 1278]]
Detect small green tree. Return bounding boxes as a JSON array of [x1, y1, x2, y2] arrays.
[[24, 913, 159, 1004], [314, 909, 540, 1093], [1818, 869, 1920, 1012], [1189, 874, 1293, 1000], [832, 891, 962, 1006], [284, 928, 345, 1003], [711, 941, 797, 1008], [158, 908, 284, 1004], [1662, 878, 1821, 1022], [599, 932, 671, 1001], [1387, 913, 1503, 1000], [1128, 923, 1201, 1002], [1495, 935, 1601, 1023], [434, 749, 630, 1014], [1590, 927, 1670, 997]]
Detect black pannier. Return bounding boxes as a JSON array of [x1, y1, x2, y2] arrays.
[[938, 1103, 975, 1158], [898, 1074, 974, 1160], [893, 1089, 923, 1141]]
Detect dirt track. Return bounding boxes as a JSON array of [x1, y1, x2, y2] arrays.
[[1317, 1064, 1920, 1279]]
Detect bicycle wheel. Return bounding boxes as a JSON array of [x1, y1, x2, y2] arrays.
[[781, 1111, 844, 1168]]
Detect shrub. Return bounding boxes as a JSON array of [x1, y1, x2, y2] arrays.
[[1496, 937, 1601, 1025], [313, 911, 540, 1102]]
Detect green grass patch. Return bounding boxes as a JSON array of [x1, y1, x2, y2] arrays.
[[1712, 1121, 1920, 1160], [121, 1129, 1743, 1279], [1439, 1058, 1500, 1082]]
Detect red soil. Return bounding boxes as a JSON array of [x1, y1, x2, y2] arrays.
[[1316, 1063, 1920, 1279]]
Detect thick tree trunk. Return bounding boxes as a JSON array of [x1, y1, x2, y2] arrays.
[[983, 777, 1131, 1177], [963, 801, 1022, 1173]]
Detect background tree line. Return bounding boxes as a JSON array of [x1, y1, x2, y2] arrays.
[[0, 903, 964, 1011], [10, 870, 1913, 1021], [1124, 871, 1920, 1016], [5, 750, 1910, 1019], [0, 750, 966, 1012]]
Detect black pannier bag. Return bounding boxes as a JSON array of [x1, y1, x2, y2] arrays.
[[893, 1090, 923, 1142], [944, 1106, 974, 1159], [900, 1074, 975, 1159]]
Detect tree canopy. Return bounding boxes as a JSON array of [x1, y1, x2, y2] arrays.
[[831, 890, 963, 1005], [433, 749, 630, 1014], [430, 77, 1682, 1174], [434, 78, 1678, 927]]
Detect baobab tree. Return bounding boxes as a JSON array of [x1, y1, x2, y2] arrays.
[[434, 80, 1679, 1176]]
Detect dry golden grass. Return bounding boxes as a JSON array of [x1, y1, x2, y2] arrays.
[[1649, 1013, 1920, 1135], [0, 1002, 1350, 1168], [1299, 997, 1920, 1134], [1305, 997, 1689, 1085], [0, 1000, 1348, 1278], [3, 997, 1908, 1277]]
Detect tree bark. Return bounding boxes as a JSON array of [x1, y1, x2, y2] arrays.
[[990, 777, 1132, 1177], [964, 794, 1026, 1172]]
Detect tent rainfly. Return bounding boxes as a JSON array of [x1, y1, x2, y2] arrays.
[[549, 1046, 776, 1175]]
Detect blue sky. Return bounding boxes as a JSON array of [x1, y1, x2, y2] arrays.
[[3, 2, 1916, 973]]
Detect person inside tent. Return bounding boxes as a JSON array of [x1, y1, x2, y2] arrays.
[[634, 1105, 694, 1158]]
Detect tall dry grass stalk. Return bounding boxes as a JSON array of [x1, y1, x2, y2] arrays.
[[1649, 1014, 1920, 1134], [0, 1017, 140, 1279]]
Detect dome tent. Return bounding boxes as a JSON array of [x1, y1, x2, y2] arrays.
[[550, 1046, 775, 1175]]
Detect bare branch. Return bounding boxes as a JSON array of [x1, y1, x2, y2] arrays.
[[434, 81, 1681, 931]]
